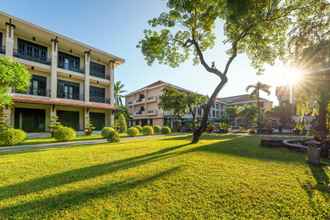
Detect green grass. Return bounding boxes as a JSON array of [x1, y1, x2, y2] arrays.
[[0, 134, 329, 219]]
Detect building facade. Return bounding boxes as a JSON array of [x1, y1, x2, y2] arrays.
[[218, 94, 273, 127], [0, 12, 124, 132], [125, 81, 263, 127]]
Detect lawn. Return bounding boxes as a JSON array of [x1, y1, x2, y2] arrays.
[[0, 134, 329, 219]]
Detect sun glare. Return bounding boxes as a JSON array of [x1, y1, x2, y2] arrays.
[[261, 63, 303, 87]]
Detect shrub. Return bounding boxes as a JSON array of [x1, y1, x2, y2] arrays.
[[101, 127, 120, 142], [107, 130, 120, 143], [1, 128, 27, 146], [127, 127, 139, 137], [153, 125, 161, 133], [135, 125, 143, 132], [53, 126, 76, 141], [142, 125, 154, 135], [161, 126, 171, 134], [101, 127, 116, 138], [84, 120, 95, 136], [115, 113, 127, 133]]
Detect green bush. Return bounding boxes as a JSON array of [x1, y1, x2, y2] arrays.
[[115, 113, 127, 133], [101, 127, 116, 138], [1, 128, 27, 146], [142, 125, 154, 135], [127, 127, 139, 137], [53, 126, 76, 141], [101, 127, 120, 142], [161, 126, 171, 134], [135, 125, 143, 132], [107, 130, 120, 143], [153, 125, 161, 133]]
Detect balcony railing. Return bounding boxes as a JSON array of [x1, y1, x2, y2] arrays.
[[135, 98, 145, 104], [57, 92, 84, 101], [90, 96, 111, 104], [13, 88, 50, 97], [58, 64, 84, 74], [0, 46, 5, 54], [13, 49, 51, 65], [146, 110, 158, 115], [147, 96, 157, 102]]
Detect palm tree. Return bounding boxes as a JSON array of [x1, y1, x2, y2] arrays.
[[114, 81, 126, 106], [246, 82, 271, 132]]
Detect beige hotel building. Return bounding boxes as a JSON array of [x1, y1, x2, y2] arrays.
[[0, 11, 124, 132]]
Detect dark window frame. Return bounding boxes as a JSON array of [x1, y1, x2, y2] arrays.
[[90, 86, 106, 103], [57, 79, 80, 100], [90, 61, 106, 79], [16, 38, 48, 64], [58, 51, 81, 73]]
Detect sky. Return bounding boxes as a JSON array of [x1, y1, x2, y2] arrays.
[[0, 0, 286, 105]]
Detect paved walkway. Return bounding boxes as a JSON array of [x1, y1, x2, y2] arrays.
[[0, 135, 175, 153]]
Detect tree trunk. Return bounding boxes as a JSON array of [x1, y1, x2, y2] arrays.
[[319, 93, 329, 158], [192, 79, 227, 143], [256, 90, 261, 133]]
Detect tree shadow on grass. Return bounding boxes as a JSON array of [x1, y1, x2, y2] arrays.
[[0, 143, 190, 201], [0, 166, 181, 219], [172, 135, 306, 164], [161, 133, 241, 142]]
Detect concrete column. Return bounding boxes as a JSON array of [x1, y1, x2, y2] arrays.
[[5, 19, 15, 57], [109, 61, 115, 105], [50, 37, 58, 98], [105, 110, 114, 127], [84, 51, 91, 102], [84, 107, 90, 130]]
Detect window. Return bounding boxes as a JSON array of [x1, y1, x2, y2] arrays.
[[212, 110, 216, 117], [90, 61, 106, 78], [0, 32, 3, 49], [57, 80, 80, 100], [17, 38, 48, 63], [30, 75, 46, 96], [90, 86, 106, 103], [58, 52, 81, 73]]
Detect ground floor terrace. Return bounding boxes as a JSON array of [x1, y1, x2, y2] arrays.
[[7, 96, 115, 132], [0, 134, 329, 219]]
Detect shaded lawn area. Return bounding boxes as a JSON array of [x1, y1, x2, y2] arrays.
[[0, 134, 329, 219]]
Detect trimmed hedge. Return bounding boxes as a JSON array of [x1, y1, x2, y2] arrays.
[[142, 126, 154, 135], [161, 126, 171, 134], [134, 125, 143, 132], [54, 126, 76, 141], [101, 127, 120, 142], [153, 125, 161, 133], [1, 128, 27, 146], [101, 127, 116, 138], [127, 127, 139, 137]]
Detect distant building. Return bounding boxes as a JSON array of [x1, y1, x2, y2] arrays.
[[217, 94, 273, 127], [125, 81, 273, 127], [125, 81, 225, 126]]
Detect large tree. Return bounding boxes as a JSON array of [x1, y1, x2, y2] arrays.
[[138, 0, 297, 143], [288, 0, 330, 157], [246, 82, 271, 132], [0, 57, 30, 134]]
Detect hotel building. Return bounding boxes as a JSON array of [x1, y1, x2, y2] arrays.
[[0, 12, 124, 132]]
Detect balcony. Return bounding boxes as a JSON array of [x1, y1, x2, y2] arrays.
[[13, 88, 50, 97], [13, 49, 51, 65], [135, 98, 145, 105], [0, 45, 5, 54], [58, 63, 84, 74], [146, 109, 158, 115], [146, 96, 157, 103], [134, 111, 144, 116], [90, 96, 111, 104]]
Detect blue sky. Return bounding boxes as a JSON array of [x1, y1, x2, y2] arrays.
[[0, 0, 281, 104]]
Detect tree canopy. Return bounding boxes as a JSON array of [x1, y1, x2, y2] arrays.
[[138, 0, 303, 142], [0, 56, 31, 107]]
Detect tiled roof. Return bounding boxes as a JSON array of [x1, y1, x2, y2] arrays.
[[217, 94, 271, 104]]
